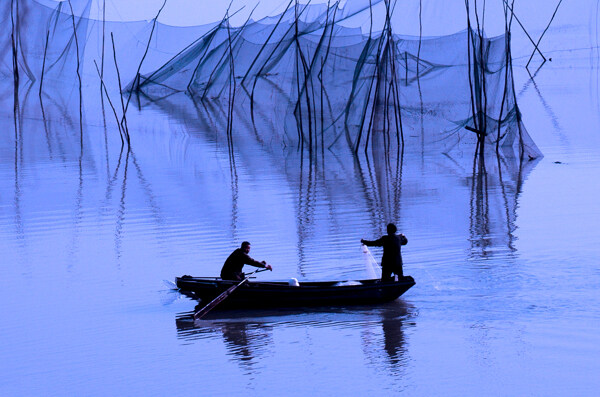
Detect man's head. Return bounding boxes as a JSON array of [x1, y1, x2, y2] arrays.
[[387, 223, 397, 235], [241, 241, 251, 253]]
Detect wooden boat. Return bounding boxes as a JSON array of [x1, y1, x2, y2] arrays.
[[175, 275, 415, 309]]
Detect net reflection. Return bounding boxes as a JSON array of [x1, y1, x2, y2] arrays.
[[135, 86, 539, 273]]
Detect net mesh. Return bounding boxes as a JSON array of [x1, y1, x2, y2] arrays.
[[1, 0, 542, 161], [128, 1, 542, 159]]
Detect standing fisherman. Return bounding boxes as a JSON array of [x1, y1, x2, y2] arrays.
[[221, 241, 272, 281], [361, 223, 407, 282]]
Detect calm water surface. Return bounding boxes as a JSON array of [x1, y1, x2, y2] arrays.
[[2, 29, 600, 397]]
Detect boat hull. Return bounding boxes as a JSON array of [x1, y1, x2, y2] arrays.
[[175, 276, 415, 309]]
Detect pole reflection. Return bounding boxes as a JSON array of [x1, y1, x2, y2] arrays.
[[466, 149, 539, 259]]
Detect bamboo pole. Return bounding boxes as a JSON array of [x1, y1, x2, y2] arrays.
[[465, 1, 478, 133], [200, 6, 255, 100], [496, 0, 514, 154], [94, 61, 125, 148], [111, 33, 130, 145], [101, 0, 106, 93], [67, 0, 83, 147], [363, 39, 385, 155], [39, 30, 49, 103], [123, 0, 167, 115], [11, 0, 20, 133], [241, 0, 294, 87], [502, 0, 545, 63], [473, 0, 488, 145], [14, 0, 34, 83], [249, 1, 311, 123], [384, 0, 402, 149], [226, 13, 236, 158], [351, 0, 375, 152], [526, 0, 563, 69], [294, 1, 306, 148], [186, 24, 223, 95]]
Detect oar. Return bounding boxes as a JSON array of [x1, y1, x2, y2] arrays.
[[194, 268, 268, 320]]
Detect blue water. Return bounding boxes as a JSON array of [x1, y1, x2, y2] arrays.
[[2, 18, 600, 397]]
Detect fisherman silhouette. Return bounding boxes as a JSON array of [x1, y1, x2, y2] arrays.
[[361, 223, 407, 282], [221, 241, 272, 281]]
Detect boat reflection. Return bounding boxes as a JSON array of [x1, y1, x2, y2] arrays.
[[219, 322, 273, 367], [382, 308, 408, 366], [175, 300, 415, 371], [359, 300, 412, 373]]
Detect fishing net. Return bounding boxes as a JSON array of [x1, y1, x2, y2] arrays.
[[0, 0, 558, 271], [127, 1, 542, 160], [1, 0, 541, 161]]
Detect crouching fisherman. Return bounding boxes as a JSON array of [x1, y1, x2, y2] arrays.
[[361, 223, 407, 282], [221, 241, 272, 281]]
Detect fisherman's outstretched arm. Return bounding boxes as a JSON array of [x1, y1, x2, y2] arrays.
[[243, 254, 272, 271], [361, 238, 383, 247], [245, 256, 266, 267]]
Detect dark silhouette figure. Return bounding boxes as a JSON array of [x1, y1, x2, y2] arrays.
[[361, 223, 407, 282], [221, 241, 272, 280]]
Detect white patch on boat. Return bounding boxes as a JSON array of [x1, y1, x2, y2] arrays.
[[334, 281, 362, 286], [288, 278, 300, 286]]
